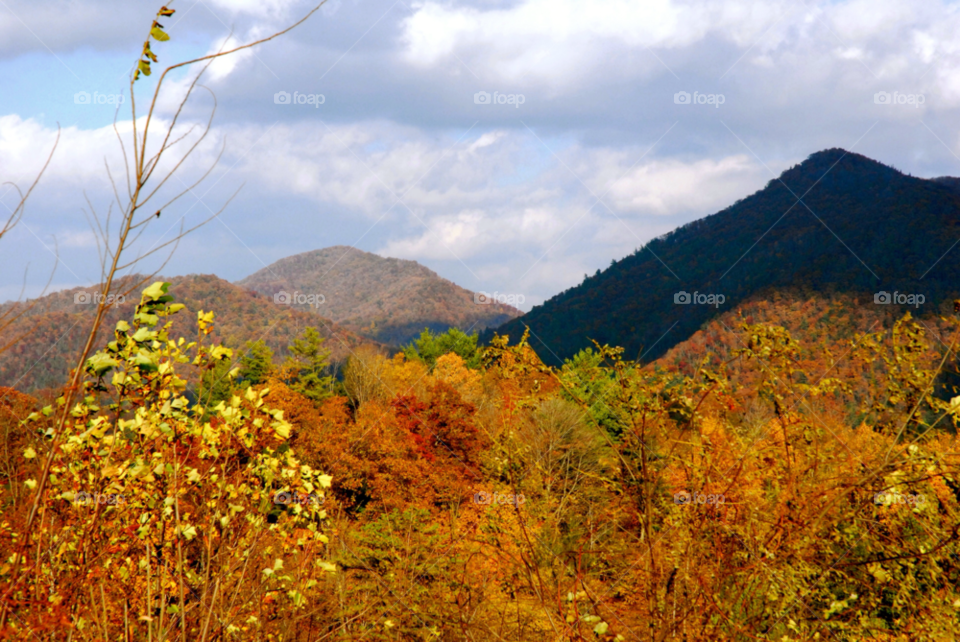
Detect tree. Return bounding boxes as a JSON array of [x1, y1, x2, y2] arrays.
[[284, 327, 335, 404], [342, 344, 389, 407], [239, 339, 274, 385], [403, 327, 481, 370]]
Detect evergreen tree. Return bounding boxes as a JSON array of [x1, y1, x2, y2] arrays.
[[198, 354, 235, 409], [285, 327, 334, 403], [239, 339, 274, 385]]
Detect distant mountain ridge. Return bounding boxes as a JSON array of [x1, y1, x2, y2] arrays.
[[489, 148, 960, 365], [237, 246, 522, 345], [0, 275, 371, 394]]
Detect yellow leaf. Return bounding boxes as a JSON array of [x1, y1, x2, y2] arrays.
[[317, 561, 336, 573], [142, 282, 168, 301], [150, 26, 170, 42], [273, 420, 292, 440]]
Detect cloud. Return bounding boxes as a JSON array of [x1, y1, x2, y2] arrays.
[[6, 0, 960, 311], [598, 154, 767, 215], [400, 0, 789, 85]]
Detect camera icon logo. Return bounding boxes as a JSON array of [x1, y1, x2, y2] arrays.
[[874, 291, 891, 304], [74, 491, 93, 505], [274, 91, 291, 105], [274, 291, 291, 305], [74, 292, 91, 304], [474, 291, 490, 305], [474, 91, 491, 105], [74, 91, 91, 105], [674, 91, 691, 105], [674, 291, 691, 304], [673, 491, 691, 505], [874, 91, 891, 105], [473, 491, 492, 505], [273, 491, 293, 505]]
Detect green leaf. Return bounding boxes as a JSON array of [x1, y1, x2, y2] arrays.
[[150, 26, 170, 42], [132, 350, 159, 372], [86, 353, 118, 376]]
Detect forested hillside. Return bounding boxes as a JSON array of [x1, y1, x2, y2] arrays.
[[491, 149, 960, 364], [0, 274, 371, 394], [238, 246, 522, 345]]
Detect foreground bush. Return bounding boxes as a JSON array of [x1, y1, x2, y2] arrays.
[[0, 283, 335, 640]]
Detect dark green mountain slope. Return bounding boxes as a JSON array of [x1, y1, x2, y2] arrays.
[[489, 148, 960, 365]]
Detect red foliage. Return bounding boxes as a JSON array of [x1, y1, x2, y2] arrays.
[[392, 381, 485, 472]]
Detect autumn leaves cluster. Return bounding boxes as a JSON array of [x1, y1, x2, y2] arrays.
[[1, 283, 960, 640]]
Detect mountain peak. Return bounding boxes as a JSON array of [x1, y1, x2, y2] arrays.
[[805, 147, 852, 162], [238, 247, 522, 345], [783, 148, 900, 181]]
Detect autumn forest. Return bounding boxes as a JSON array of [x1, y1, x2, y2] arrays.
[[2, 3, 960, 641]]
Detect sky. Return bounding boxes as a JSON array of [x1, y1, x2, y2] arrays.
[[1, 0, 959, 310]]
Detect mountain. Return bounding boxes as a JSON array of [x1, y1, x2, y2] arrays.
[[236, 246, 522, 345], [489, 149, 960, 365], [0, 274, 372, 394]]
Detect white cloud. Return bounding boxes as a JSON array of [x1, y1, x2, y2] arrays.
[[400, 0, 789, 84], [599, 154, 767, 215], [0, 115, 220, 203]]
